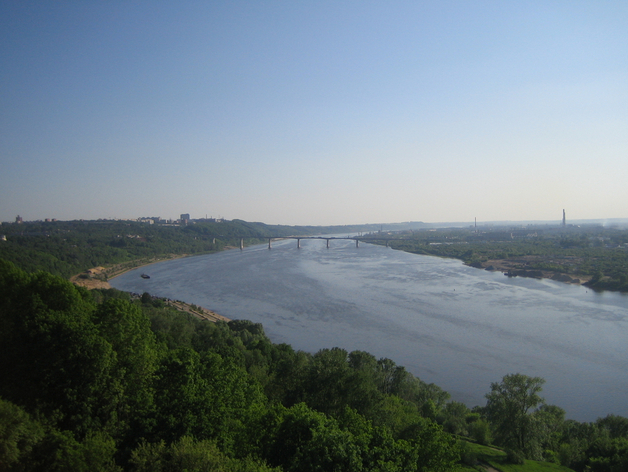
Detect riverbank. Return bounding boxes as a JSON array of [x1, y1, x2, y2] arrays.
[[70, 254, 193, 290], [70, 253, 231, 322], [469, 258, 592, 285], [165, 299, 230, 323], [378, 241, 598, 289], [108, 236, 628, 421]]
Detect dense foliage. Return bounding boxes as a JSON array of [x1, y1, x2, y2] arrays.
[[0, 260, 462, 471], [1, 260, 626, 471], [1, 219, 627, 470]]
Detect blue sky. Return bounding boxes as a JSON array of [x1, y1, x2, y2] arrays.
[[1, 1, 627, 225]]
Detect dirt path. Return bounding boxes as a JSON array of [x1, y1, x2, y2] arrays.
[[478, 462, 502, 472], [167, 300, 230, 323]]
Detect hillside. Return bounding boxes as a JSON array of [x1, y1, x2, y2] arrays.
[[1, 219, 627, 471], [0, 218, 407, 279]]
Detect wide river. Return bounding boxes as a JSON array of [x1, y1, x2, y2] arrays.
[[111, 238, 628, 422]]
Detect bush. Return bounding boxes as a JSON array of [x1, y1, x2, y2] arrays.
[[152, 298, 165, 308], [544, 449, 559, 464], [458, 441, 477, 466], [505, 448, 525, 465], [468, 420, 491, 446]]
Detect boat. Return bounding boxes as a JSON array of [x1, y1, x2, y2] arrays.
[[140, 274, 150, 279]]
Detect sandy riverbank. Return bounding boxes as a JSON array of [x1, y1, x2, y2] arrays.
[[69, 253, 231, 322], [471, 258, 592, 285], [165, 299, 230, 323], [70, 254, 191, 290]]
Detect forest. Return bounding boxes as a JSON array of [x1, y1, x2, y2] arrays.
[[1, 260, 627, 471], [1, 219, 627, 470]]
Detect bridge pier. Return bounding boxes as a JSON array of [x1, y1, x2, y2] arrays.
[[233, 235, 404, 250]]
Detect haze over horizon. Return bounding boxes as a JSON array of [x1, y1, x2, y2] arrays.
[[2, 2, 627, 226]]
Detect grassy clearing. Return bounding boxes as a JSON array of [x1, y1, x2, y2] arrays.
[[459, 441, 575, 472]]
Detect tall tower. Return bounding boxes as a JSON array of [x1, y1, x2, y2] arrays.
[[562, 209, 566, 227]]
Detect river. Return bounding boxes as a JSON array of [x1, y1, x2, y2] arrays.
[[110, 237, 628, 422]]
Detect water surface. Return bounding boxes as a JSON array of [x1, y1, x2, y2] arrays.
[[111, 238, 628, 421]]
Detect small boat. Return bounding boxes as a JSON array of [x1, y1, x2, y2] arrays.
[[140, 274, 150, 279]]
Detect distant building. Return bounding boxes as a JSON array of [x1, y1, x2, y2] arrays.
[[0, 235, 6, 241], [15, 215, 23, 224], [197, 217, 224, 223]]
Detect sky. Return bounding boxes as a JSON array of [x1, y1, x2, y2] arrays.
[[1, 1, 627, 226]]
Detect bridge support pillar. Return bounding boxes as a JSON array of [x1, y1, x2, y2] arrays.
[[355, 239, 359, 248], [240, 238, 244, 250], [386, 240, 389, 247], [326, 239, 330, 249], [297, 238, 301, 249], [268, 238, 272, 249]]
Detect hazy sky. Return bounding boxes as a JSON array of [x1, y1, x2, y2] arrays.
[[1, 1, 627, 225]]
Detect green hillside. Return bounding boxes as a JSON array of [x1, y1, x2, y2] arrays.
[[1, 219, 627, 471], [458, 440, 576, 472]]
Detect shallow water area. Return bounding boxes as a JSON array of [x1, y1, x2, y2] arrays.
[[111, 238, 628, 421]]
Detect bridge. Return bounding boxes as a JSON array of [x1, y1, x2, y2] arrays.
[[238, 236, 402, 250]]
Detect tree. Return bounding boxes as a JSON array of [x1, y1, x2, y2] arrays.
[[439, 401, 470, 436], [41, 430, 121, 472], [585, 437, 628, 472], [398, 419, 461, 472], [140, 292, 152, 305], [0, 398, 44, 469], [597, 414, 628, 439], [533, 404, 565, 457], [468, 419, 492, 445], [484, 373, 545, 457], [94, 299, 159, 441], [302, 348, 352, 416], [0, 261, 120, 435], [152, 348, 265, 453], [261, 403, 363, 472]]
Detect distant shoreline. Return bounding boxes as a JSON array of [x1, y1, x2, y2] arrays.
[[70, 253, 193, 290], [468, 259, 592, 286], [70, 252, 232, 322]]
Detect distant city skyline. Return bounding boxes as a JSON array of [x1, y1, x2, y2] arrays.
[[2, 2, 627, 225], [7, 210, 628, 230]]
